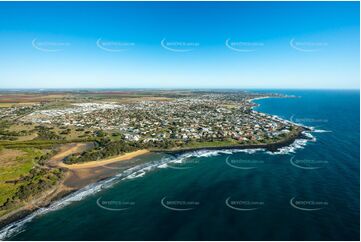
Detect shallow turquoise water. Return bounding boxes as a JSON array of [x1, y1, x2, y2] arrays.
[[2, 90, 359, 240]]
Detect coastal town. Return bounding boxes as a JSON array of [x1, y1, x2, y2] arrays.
[[0, 90, 305, 228], [1, 92, 300, 147], [0, 1, 358, 239]]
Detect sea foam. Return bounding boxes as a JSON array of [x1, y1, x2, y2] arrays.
[[0, 133, 318, 239]]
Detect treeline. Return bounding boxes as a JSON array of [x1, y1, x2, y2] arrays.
[[64, 138, 141, 164], [64, 138, 182, 164], [64, 135, 239, 164]]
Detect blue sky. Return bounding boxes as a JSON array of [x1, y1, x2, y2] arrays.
[[0, 1, 359, 89]]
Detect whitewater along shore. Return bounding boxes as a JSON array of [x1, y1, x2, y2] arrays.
[[0, 146, 151, 230], [0, 126, 310, 230], [154, 127, 311, 154], [0, 117, 311, 231], [0, 172, 74, 230], [58, 149, 150, 170]]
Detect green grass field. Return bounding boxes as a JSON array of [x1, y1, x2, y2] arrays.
[[0, 148, 43, 207], [182, 140, 240, 149]]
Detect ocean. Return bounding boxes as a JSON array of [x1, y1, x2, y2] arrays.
[[1, 90, 359, 240]]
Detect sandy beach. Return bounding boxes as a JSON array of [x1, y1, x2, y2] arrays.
[[247, 96, 270, 103], [48, 143, 93, 167], [58, 149, 150, 170], [0, 147, 151, 229]]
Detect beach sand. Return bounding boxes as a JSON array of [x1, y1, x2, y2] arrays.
[[48, 143, 93, 167], [0, 146, 151, 228], [58, 149, 150, 170]]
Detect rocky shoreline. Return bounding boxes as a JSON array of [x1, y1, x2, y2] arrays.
[[0, 93, 312, 234], [0, 125, 312, 232], [156, 127, 310, 155]]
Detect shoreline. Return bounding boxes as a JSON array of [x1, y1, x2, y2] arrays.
[[0, 172, 76, 230], [154, 127, 309, 155], [247, 96, 270, 103], [0, 128, 309, 232], [58, 149, 150, 170], [0, 149, 152, 231], [0, 96, 312, 234]]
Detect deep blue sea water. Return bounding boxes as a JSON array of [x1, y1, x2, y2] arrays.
[[1, 90, 359, 240]]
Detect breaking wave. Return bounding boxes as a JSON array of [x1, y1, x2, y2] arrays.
[[0, 130, 321, 239], [266, 131, 316, 155], [313, 129, 332, 133], [0, 147, 266, 240], [0, 133, 321, 239], [156, 148, 265, 169]]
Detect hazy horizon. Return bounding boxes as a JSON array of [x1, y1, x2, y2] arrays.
[[0, 87, 359, 91]]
